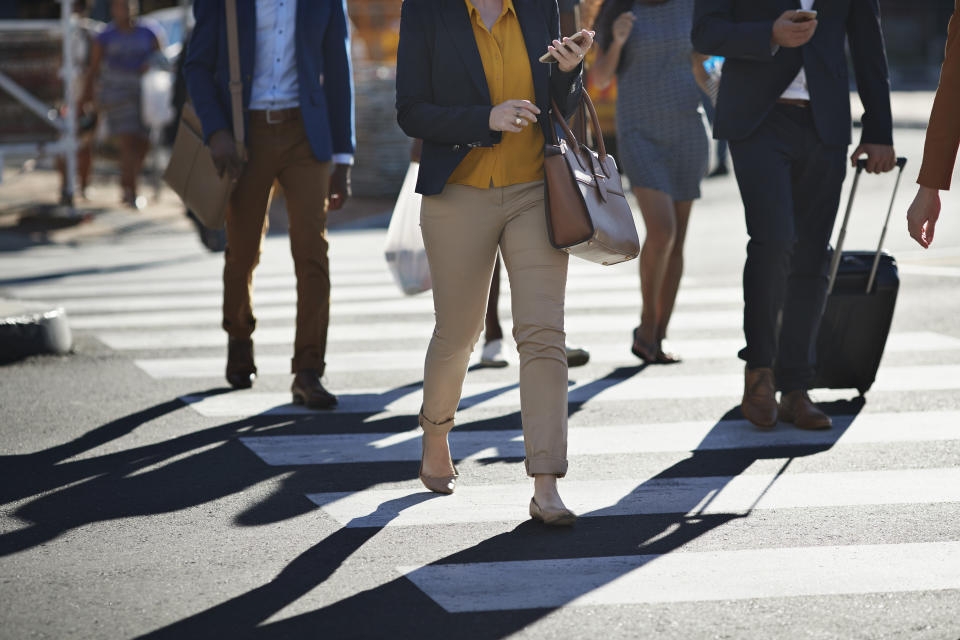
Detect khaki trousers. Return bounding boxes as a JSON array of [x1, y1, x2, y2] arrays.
[[222, 113, 331, 374], [419, 181, 569, 477]]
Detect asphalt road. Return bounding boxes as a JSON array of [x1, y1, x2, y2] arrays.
[[1, 127, 959, 639]]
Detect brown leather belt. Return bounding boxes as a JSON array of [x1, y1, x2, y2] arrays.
[[776, 98, 810, 108], [249, 107, 300, 124]]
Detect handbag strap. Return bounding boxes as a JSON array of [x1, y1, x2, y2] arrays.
[[225, 0, 245, 159], [550, 92, 608, 162]]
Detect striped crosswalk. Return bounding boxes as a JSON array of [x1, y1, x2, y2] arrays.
[[6, 230, 960, 618]]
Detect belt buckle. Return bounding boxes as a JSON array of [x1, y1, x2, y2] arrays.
[[265, 109, 282, 125]]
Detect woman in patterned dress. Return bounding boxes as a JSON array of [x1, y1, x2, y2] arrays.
[[589, 0, 709, 363], [82, 0, 160, 209]]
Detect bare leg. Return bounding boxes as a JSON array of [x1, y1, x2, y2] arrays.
[[119, 133, 149, 203], [633, 186, 677, 355], [533, 474, 568, 512], [77, 143, 92, 196], [656, 200, 693, 348]]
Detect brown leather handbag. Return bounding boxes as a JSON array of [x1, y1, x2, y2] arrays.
[[162, 0, 244, 230], [543, 92, 640, 265]]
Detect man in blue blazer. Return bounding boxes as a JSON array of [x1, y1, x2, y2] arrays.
[[692, 1, 896, 430], [185, 0, 355, 408]]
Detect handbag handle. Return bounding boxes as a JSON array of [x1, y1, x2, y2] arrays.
[[225, 0, 245, 160], [550, 91, 607, 163]]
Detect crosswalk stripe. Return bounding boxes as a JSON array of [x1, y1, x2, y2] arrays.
[[55, 287, 736, 316], [399, 541, 960, 611], [238, 410, 960, 465], [307, 468, 960, 527], [7, 273, 689, 300], [58, 290, 740, 326], [179, 364, 960, 417], [134, 332, 960, 377], [69, 308, 742, 330]]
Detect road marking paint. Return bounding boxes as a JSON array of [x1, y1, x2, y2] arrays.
[[239, 410, 960, 466], [180, 364, 960, 416], [900, 264, 960, 278], [64, 290, 737, 322], [400, 541, 960, 611], [135, 332, 960, 377], [8, 273, 696, 300], [71, 308, 743, 330], [308, 468, 960, 527]]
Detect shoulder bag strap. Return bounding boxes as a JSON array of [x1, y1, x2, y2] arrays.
[[225, 0, 245, 160]]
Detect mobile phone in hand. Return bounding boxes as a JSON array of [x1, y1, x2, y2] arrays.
[[792, 9, 817, 22], [539, 31, 588, 64]]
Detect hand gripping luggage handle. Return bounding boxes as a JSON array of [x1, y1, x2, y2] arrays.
[[826, 156, 907, 295]]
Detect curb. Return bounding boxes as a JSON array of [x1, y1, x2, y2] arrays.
[[0, 299, 73, 364]]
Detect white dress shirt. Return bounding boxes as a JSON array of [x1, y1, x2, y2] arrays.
[[780, 0, 815, 101], [249, 0, 299, 111], [249, 0, 353, 165]]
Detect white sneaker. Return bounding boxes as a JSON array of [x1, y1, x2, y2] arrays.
[[480, 339, 509, 368]]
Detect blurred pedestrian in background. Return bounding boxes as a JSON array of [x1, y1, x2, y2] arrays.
[[82, 0, 160, 209], [907, 0, 958, 248], [397, 0, 591, 525], [56, 0, 101, 205], [695, 57, 730, 178], [589, 0, 709, 364], [185, 0, 354, 408], [692, 1, 896, 430]]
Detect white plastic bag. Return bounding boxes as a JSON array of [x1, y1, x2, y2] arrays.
[[385, 162, 432, 295], [141, 68, 176, 130]]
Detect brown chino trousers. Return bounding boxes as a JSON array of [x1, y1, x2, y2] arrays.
[[419, 181, 569, 477], [223, 111, 331, 374]]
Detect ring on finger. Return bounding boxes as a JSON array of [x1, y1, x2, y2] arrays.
[[514, 117, 523, 126]]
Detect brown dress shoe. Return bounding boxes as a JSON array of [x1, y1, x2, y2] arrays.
[[742, 366, 778, 429], [292, 369, 338, 409], [226, 338, 256, 389], [779, 390, 832, 430]]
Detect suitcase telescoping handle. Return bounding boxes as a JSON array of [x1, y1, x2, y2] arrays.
[[827, 156, 908, 295]]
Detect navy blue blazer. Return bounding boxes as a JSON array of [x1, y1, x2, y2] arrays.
[[396, 0, 584, 195], [692, 0, 893, 146], [184, 0, 355, 163]]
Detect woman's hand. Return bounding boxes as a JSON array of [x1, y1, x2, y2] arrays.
[[548, 29, 595, 73], [611, 11, 635, 46], [907, 185, 941, 249], [489, 99, 541, 133]]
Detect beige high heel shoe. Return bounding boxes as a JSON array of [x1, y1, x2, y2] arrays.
[[419, 439, 459, 495], [529, 498, 576, 526]]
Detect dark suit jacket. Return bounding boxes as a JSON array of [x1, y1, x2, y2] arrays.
[[691, 0, 893, 147], [918, 0, 959, 190], [396, 0, 584, 195], [184, 0, 355, 163]]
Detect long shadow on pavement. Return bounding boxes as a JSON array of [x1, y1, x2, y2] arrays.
[[0, 367, 627, 558], [129, 371, 863, 638]]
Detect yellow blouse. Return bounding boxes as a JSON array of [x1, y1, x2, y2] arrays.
[[447, 0, 545, 188]]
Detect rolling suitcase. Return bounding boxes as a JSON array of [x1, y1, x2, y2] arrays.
[[813, 156, 907, 396]]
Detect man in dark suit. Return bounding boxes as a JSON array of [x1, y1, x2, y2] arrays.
[[185, 0, 355, 408], [692, 1, 896, 430]]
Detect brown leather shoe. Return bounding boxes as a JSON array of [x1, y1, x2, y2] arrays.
[[742, 366, 778, 429], [779, 390, 832, 430], [226, 338, 256, 389], [291, 369, 338, 409]]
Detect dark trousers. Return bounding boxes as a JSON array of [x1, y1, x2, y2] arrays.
[[223, 113, 332, 374], [729, 104, 846, 392]]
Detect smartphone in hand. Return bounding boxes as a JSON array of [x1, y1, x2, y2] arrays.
[[539, 31, 588, 64], [791, 9, 817, 22]]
